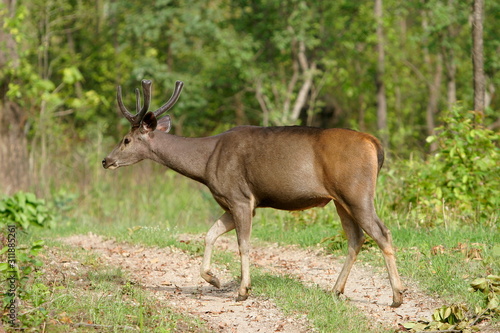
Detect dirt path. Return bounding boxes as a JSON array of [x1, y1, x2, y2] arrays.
[[61, 233, 442, 332], [61, 233, 311, 332], [178, 234, 442, 327]]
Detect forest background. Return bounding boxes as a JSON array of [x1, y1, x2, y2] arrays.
[[0, 0, 500, 331], [0, 0, 499, 197]]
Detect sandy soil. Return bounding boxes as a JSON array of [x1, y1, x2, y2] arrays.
[[60, 232, 443, 332]]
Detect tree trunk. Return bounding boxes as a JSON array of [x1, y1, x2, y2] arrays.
[[0, 0, 30, 195], [446, 60, 457, 110], [426, 54, 443, 153], [290, 40, 316, 124], [354, 59, 367, 131], [472, 0, 485, 113], [444, 0, 458, 110], [375, 0, 388, 147]]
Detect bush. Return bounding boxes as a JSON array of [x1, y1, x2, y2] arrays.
[[0, 192, 55, 230], [394, 107, 500, 226]]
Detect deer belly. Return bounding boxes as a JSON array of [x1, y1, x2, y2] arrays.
[[258, 196, 332, 211]]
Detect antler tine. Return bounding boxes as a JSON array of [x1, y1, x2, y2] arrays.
[[153, 81, 184, 118], [116, 80, 153, 126], [117, 85, 135, 124], [135, 88, 141, 113], [139, 79, 152, 117]]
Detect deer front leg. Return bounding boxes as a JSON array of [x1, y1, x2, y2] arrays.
[[200, 212, 235, 288], [232, 206, 253, 301]]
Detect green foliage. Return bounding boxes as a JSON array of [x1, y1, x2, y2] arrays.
[[2, 0, 499, 169], [470, 275, 500, 315], [394, 107, 500, 226], [403, 276, 500, 333], [0, 192, 55, 329], [1, 0, 499, 148], [401, 267, 499, 332], [0, 192, 55, 230], [0, 234, 49, 329], [432, 304, 468, 325], [402, 303, 479, 332]]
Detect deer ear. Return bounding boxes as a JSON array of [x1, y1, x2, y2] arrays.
[[140, 112, 157, 133], [157, 115, 172, 133]]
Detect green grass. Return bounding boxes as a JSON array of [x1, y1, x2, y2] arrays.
[[391, 226, 500, 306], [253, 208, 341, 247], [49, 164, 219, 244], [251, 272, 388, 333]]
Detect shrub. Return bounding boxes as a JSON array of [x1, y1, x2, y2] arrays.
[[394, 107, 500, 226], [0, 192, 55, 230]]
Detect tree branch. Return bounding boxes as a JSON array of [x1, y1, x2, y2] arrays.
[[255, 79, 270, 126], [291, 62, 316, 122]]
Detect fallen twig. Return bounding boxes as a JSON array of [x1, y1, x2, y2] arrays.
[[470, 308, 489, 327]]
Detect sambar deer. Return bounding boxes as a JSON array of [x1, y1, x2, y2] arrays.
[[102, 80, 404, 307]]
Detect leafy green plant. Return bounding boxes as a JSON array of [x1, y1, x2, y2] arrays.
[[394, 107, 500, 226], [403, 275, 500, 332], [1, 237, 49, 329], [402, 303, 478, 332], [470, 275, 500, 316], [0, 192, 55, 230]]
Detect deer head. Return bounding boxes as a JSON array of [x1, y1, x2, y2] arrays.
[[102, 80, 184, 169]]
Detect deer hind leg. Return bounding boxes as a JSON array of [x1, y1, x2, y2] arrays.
[[200, 212, 235, 288], [350, 204, 404, 308], [333, 201, 365, 296]]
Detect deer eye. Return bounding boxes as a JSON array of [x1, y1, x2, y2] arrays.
[[124, 138, 131, 145]]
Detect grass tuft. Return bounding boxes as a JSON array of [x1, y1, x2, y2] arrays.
[[252, 272, 388, 333]]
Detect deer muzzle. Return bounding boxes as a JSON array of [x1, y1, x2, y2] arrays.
[[102, 158, 118, 169]]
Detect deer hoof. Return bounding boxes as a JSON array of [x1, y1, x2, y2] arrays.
[[202, 272, 221, 289], [390, 290, 404, 308], [208, 277, 221, 289], [333, 292, 349, 302], [333, 289, 342, 296], [236, 293, 249, 302], [390, 299, 403, 308]]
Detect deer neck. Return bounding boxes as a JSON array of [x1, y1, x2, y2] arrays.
[[148, 132, 216, 184]]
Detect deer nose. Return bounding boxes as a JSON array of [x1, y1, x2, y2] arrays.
[[102, 158, 107, 168]]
